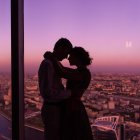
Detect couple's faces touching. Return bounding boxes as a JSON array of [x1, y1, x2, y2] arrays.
[[55, 48, 77, 66], [55, 47, 70, 61], [67, 53, 78, 66]]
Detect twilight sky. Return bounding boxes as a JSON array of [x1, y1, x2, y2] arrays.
[[0, 0, 140, 73]]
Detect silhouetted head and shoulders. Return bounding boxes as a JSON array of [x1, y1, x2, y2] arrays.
[[43, 38, 73, 62], [39, 38, 73, 75], [66, 46, 93, 98]]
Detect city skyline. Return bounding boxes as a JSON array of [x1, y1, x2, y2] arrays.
[[0, 0, 140, 73], [1, 72, 140, 139]]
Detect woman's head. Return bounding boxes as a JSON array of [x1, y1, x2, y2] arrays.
[[68, 47, 92, 67]]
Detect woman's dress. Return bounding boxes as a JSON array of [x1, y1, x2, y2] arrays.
[[62, 67, 93, 140]]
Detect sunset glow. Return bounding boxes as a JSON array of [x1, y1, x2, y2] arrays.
[[1, 0, 140, 73]]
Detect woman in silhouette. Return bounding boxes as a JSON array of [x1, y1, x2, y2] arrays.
[[63, 47, 93, 140]]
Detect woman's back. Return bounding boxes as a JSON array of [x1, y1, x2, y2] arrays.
[[62, 67, 93, 140], [66, 67, 91, 99]]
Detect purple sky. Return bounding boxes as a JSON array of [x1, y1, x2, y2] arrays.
[[1, 0, 140, 73]]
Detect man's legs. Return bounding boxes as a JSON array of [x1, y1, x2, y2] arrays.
[[41, 104, 61, 140]]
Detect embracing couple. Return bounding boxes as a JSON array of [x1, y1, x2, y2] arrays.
[[38, 38, 93, 140]]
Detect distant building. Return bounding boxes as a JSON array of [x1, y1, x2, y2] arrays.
[[135, 112, 140, 122], [103, 103, 108, 109], [108, 100, 115, 110]]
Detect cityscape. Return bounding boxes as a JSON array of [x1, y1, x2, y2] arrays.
[[0, 72, 140, 140], [1, 0, 140, 140]]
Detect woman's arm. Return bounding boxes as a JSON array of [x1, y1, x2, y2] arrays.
[[49, 60, 83, 81], [60, 66, 83, 81], [44, 52, 83, 80]]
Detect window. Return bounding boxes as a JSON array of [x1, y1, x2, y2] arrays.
[[1, 0, 139, 140], [24, 1, 140, 140], [0, 0, 12, 139]]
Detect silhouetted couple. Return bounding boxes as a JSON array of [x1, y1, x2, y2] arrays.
[[38, 38, 93, 140]]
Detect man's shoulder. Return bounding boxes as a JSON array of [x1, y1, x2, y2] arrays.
[[41, 59, 53, 66], [38, 59, 54, 75], [38, 59, 53, 73]]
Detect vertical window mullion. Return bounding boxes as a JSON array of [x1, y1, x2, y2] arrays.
[[11, 0, 24, 140]]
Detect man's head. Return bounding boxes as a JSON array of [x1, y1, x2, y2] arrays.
[[53, 38, 73, 61]]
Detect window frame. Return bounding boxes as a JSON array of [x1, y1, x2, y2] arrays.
[[11, 0, 24, 139]]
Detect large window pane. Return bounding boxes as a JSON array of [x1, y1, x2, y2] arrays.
[[24, 0, 140, 140], [0, 0, 12, 139]]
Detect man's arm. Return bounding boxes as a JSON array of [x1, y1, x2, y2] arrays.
[[39, 60, 71, 102], [46, 60, 71, 102]]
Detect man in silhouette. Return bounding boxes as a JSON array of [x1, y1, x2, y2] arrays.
[[38, 38, 73, 140]]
